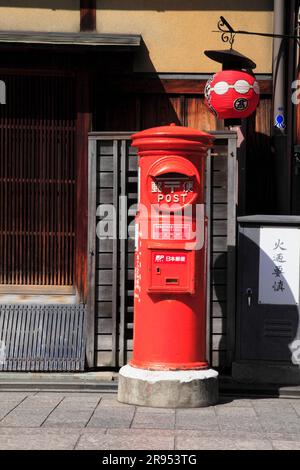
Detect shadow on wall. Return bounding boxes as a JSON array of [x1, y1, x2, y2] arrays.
[[93, 39, 218, 132], [245, 125, 276, 215], [0, 0, 78, 8], [133, 38, 163, 76], [97, 0, 273, 12], [0, 0, 274, 10], [93, 40, 182, 132]]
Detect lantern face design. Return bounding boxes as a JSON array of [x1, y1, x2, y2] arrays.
[[204, 70, 260, 119]]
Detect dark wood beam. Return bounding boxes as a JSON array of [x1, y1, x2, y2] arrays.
[[76, 67, 91, 302], [0, 31, 141, 47], [98, 76, 273, 95], [80, 0, 96, 32]]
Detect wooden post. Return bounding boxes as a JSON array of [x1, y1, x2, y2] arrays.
[[87, 137, 96, 368], [80, 0, 96, 32], [76, 67, 91, 303]]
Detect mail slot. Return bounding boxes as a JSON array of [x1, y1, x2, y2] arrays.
[[147, 158, 200, 209], [148, 249, 195, 293], [130, 123, 214, 370]]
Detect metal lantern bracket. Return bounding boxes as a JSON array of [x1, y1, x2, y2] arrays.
[[214, 16, 300, 48]]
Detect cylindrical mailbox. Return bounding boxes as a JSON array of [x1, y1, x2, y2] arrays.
[[130, 123, 214, 371]]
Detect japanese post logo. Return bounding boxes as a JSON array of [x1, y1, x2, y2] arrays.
[[154, 255, 165, 263]]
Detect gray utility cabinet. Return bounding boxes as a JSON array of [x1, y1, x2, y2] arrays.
[[233, 215, 300, 384]]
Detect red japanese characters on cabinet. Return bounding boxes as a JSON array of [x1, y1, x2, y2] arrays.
[[130, 124, 214, 370], [204, 70, 260, 119]]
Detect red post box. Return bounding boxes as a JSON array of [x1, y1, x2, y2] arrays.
[[118, 124, 218, 407], [130, 123, 214, 371]]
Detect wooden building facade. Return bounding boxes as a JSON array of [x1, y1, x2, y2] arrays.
[[0, 59, 272, 371]]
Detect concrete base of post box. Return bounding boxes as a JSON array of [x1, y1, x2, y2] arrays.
[[117, 364, 219, 408]]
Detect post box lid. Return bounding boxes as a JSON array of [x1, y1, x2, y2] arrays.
[[132, 123, 214, 154], [132, 123, 213, 142]]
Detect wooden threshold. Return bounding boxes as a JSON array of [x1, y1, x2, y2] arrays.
[[0, 285, 76, 295]]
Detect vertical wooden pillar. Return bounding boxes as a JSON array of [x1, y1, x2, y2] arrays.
[[80, 0, 96, 366], [80, 0, 96, 32], [76, 67, 91, 303]]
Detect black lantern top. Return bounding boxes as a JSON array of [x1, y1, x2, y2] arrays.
[[204, 49, 256, 71]]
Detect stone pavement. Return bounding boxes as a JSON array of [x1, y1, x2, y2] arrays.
[[0, 391, 300, 450]]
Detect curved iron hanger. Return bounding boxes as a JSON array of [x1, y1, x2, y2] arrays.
[[214, 16, 300, 48]]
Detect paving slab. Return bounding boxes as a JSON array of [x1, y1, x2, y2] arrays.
[[290, 401, 300, 416], [100, 397, 135, 408], [175, 434, 272, 450], [271, 440, 300, 450], [42, 394, 101, 428], [215, 407, 257, 417], [216, 397, 254, 407], [252, 401, 298, 416], [132, 409, 175, 429], [43, 412, 96, 428], [76, 429, 175, 450], [0, 427, 81, 450], [87, 406, 135, 428], [234, 439, 273, 450], [0, 393, 32, 420], [0, 394, 63, 427], [175, 408, 219, 431], [0, 392, 34, 401], [265, 432, 300, 441], [260, 418, 300, 434], [218, 417, 263, 433]]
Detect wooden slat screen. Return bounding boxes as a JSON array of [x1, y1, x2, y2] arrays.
[[0, 73, 76, 286], [90, 132, 237, 370], [94, 138, 136, 367], [207, 145, 228, 369]]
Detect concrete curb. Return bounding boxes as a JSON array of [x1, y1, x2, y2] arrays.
[[0, 372, 118, 392], [0, 372, 300, 398]]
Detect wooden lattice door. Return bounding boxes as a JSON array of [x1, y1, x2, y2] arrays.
[[0, 72, 76, 289]]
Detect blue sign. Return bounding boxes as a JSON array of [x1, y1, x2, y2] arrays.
[[275, 114, 285, 129]]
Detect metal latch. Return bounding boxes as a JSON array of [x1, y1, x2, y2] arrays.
[[246, 288, 253, 307], [294, 145, 300, 176]]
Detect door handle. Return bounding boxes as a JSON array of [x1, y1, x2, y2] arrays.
[[246, 288, 253, 307]]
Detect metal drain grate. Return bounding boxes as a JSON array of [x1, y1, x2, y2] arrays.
[[0, 304, 86, 371]]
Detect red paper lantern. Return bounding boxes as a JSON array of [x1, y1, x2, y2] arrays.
[[204, 70, 260, 119]]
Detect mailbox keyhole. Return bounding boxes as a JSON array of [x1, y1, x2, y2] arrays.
[[156, 267, 161, 274]]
